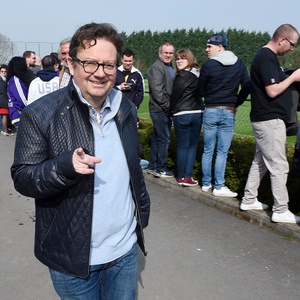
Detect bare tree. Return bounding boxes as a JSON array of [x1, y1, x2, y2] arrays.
[[0, 33, 14, 64]]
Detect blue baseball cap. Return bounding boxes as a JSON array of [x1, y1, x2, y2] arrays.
[[207, 33, 228, 47]]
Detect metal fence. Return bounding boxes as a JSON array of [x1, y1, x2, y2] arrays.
[[0, 41, 60, 64], [14, 41, 60, 57]]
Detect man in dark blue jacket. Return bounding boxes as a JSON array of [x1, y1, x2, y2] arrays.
[[115, 49, 144, 109], [199, 33, 251, 197], [11, 22, 150, 299]]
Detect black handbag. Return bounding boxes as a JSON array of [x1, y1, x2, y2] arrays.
[[0, 78, 8, 109]]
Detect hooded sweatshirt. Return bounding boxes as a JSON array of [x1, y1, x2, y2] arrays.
[[198, 50, 250, 107], [27, 69, 59, 105]]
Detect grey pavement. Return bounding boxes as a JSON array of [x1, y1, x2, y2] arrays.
[[1, 134, 300, 300]]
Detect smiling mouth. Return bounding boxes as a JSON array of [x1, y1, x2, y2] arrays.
[[90, 79, 106, 85]]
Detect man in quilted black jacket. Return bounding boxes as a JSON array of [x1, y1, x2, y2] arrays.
[[11, 22, 150, 300]]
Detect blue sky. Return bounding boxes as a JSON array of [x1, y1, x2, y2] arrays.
[[2, 0, 300, 56]]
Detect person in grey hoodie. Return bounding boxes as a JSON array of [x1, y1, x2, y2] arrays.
[[198, 33, 251, 197]]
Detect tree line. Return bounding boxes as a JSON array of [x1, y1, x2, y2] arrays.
[[1, 27, 299, 73], [121, 28, 300, 76]]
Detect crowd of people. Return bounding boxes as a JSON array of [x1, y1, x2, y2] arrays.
[[0, 47, 67, 132], [146, 35, 251, 197], [145, 24, 300, 225], [0, 21, 300, 299]]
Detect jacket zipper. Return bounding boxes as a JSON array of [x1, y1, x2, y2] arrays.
[[40, 213, 57, 252]]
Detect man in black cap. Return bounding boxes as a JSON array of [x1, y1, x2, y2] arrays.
[[199, 33, 251, 197]]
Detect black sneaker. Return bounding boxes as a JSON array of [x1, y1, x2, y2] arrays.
[[154, 170, 174, 178]]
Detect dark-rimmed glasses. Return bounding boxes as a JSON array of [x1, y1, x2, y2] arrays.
[[284, 38, 296, 49], [72, 57, 117, 75]]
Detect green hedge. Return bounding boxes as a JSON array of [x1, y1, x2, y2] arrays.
[[138, 118, 300, 214]]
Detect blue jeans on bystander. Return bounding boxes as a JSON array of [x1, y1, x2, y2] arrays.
[[173, 113, 202, 178], [148, 111, 172, 172], [202, 107, 235, 189]]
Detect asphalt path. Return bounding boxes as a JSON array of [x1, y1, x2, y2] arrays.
[[1, 135, 299, 300]]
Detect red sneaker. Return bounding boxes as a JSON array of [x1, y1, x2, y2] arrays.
[[183, 177, 198, 187], [177, 178, 184, 185]]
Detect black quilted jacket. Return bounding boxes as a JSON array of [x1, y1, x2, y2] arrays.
[[11, 81, 150, 278]]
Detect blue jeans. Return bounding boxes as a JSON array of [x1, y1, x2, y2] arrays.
[[140, 159, 149, 170], [49, 244, 137, 300], [173, 113, 202, 178], [202, 108, 235, 189], [149, 111, 172, 172]]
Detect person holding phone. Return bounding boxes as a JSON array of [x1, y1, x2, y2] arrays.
[[115, 49, 144, 108]]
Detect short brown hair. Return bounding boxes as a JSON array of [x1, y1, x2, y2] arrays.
[[175, 49, 199, 73], [272, 24, 299, 41], [69, 22, 123, 64]]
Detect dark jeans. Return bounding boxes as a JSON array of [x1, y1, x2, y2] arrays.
[[149, 111, 172, 172], [173, 113, 202, 178]]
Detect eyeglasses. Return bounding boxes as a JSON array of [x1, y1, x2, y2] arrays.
[[284, 38, 296, 48], [72, 57, 117, 75], [161, 52, 174, 55]]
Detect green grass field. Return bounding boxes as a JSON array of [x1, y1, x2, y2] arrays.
[[138, 81, 298, 148], [138, 93, 254, 135]]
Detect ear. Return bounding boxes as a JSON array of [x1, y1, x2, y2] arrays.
[[67, 58, 74, 76], [279, 37, 285, 46]]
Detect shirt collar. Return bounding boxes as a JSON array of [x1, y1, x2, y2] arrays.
[[72, 78, 111, 124]]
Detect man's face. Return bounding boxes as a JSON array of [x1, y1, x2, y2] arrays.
[[28, 53, 36, 67], [69, 38, 117, 109], [159, 45, 174, 64], [61, 43, 70, 63], [278, 32, 298, 56], [205, 44, 221, 58], [122, 55, 134, 71]]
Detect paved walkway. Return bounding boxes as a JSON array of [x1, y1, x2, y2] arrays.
[[1, 134, 300, 299], [143, 172, 300, 243]]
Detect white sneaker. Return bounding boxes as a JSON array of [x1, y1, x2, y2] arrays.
[[272, 210, 300, 223], [240, 200, 269, 211], [146, 168, 155, 175], [1, 131, 9, 136], [1, 131, 14, 136], [202, 184, 212, 192], [213, 186, 237, 197]]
